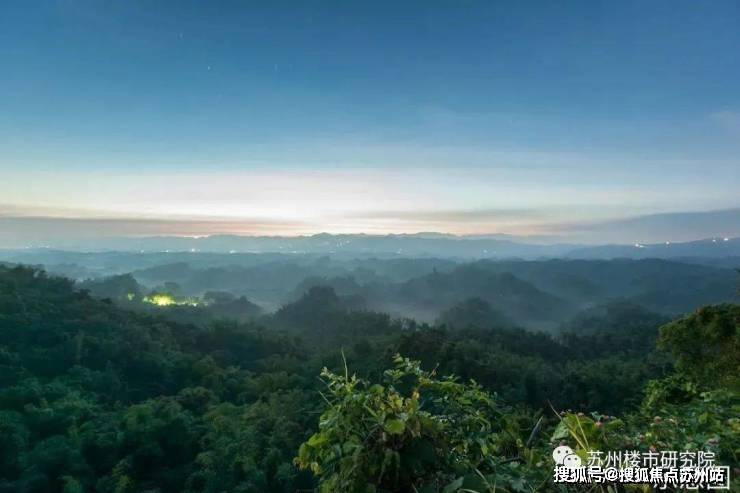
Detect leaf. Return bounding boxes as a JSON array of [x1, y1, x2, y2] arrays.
[[369, 384, 384, 394], [509, 476, 527, 492], [551, 421, 570, 442], [384, 419, 406, 435], [476, 437, 489, 455], [308, 433, 328, 447], [297, 443, 311, 464], [442, 476, 464, 493]]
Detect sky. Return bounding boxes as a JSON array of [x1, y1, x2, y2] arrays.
[[1, 0, 739, 243]]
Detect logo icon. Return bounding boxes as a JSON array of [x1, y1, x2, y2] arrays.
[[552, 445, 582, 468]]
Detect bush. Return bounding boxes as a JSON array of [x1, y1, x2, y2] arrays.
[[295, 355, 543, 493]]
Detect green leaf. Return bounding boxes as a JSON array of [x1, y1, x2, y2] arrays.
[[551, 421, 570, 441], [442, 476, 464, 493], [308, 433, 328, 447], [384, 419, 405, 435]]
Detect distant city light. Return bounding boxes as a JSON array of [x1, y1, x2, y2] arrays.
[[142, 293, 200, 307], [145, 294, 176, 306]]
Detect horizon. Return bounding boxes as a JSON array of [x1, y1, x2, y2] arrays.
[[2, 1, 739, 244], [1, 207, 738, 248]]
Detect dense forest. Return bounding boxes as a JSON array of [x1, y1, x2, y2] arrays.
[[3, 249, 737, 328], [0, 264, 737, 492]]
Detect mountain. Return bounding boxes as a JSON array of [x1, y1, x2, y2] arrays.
[[560, 300, 670, 335], [4, 247, 735, 327], [560, 208, 740, 244], [567, 237, 740, 259], [557, 301, 671, 360], [4, 207, 739, 251], [435, 297, 512, 330], [387, 265, 573, 328], [473, 258, 738, 315], [3, 233, 740, 264]]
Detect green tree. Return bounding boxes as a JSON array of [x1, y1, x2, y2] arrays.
[[296, 355, 543, 493], [658, 304, 739, 390]]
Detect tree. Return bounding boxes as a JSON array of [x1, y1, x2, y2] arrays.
[[658, 304, 739, 390], [296, 355, 541, 493], [435, 297, 511, 330]]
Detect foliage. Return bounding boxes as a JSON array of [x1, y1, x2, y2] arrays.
[[658, 303, 740, 390], [393, 320, 669, 413], [296, 355, 546, 493], [0, 266, 313, 492], [435, 297, 512, 330], [2, 264, 738, 492], [551, 304, 740, 486], [550, 388, 740, 485]]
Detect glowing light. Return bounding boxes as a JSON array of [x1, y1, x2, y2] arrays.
[[142, 293, 201, 307], [145, 294, 176, 306]]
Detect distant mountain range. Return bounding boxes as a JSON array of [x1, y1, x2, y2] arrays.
[[2, 233, 739, 260], [1, 207, 738, 251], [2, 244, 737, 330], [566, 237, 740, 260], [560, 208, 740, 243]]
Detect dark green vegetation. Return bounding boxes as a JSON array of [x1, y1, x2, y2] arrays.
[[0, 263, 737, 492], [298, 305, 739, 492], [2, 249, 736, 328]]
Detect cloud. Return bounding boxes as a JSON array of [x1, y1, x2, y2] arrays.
[[347, 208, 544, 223], [0, 214, 310, 248], [537, 208, 740, 243]]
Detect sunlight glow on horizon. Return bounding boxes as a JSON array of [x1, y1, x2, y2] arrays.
[[0, 166, 708, 238]]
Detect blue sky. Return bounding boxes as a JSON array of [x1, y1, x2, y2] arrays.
[[1, 1, 739, 240]]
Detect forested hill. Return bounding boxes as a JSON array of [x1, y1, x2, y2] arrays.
[[0, 266, 319, 492], [23, 250, 735, 330], [0, 265, 737, 492]]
